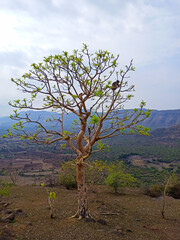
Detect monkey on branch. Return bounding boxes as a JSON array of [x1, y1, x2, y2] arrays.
[[111, 80, 120, 91], [111, 80, 120, 93]]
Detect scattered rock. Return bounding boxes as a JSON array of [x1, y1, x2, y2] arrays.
[[97, 218, 107, 225], [14, 208, 23, 213], [27, 221, 33, 226], [0, 201, 10, 211], [85, 217, 96, 223], [110, 226, 124, 235], [115, 225, 123, 232], [1, 208, 26, 222], [1, 212, 15, 223], [5, 210, 12, 214], [126, 229, 133, 233], [14, 208, 26, 217], [2, 203, 9, 208]]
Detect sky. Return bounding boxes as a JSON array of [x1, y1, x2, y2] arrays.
[[0, 0, 180, 117]]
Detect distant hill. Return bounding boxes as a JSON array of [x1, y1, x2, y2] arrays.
[[143, 109, 180, 130], [0, 110, 78, 133], [106, 123, 180, 149], [148, 124, 180, 146], [94, 123, 180, 167], [151, 124, 180, 138], [0, 109, 180, 134]]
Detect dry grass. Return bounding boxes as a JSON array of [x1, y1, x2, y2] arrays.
[[0, 185, 180, 240]]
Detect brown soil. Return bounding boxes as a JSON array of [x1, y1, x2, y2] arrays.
[[0, 185, 180, 240]]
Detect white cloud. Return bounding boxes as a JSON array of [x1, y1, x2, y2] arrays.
[[0, 0, 180, 116]]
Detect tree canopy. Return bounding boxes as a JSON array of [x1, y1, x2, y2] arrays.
[[5, 44, 150, 155]]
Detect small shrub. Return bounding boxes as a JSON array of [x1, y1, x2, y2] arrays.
[[144, 172, 178, 219], [59, 173, 77, 189], [45, 174, 57, 187], [58, 161, 77, 189], [144, 184, 163, 198], [0, 182, 10, 197], [41, 182, 56, 218], [85, 160, 108, 186]]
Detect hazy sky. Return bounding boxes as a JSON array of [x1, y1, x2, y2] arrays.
[[0, 0, 180, 117]]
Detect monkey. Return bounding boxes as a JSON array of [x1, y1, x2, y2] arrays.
[[111, 80, 120, 91], [78, 93, 83, 100]]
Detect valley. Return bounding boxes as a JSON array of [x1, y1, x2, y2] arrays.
[[0, 109, 180, 186]]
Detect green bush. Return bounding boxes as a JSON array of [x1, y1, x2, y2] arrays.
[[105, 162, 139, 193], [144, 184, 163, 198], [58, 160, 108, 189], [85, 160, 108, 186], [59, 173, 77, 189], [58, 161, 77, 189], [0, 182, 10, 197]]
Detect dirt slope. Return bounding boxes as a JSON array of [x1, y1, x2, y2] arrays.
[[0, 186, 180, 240]]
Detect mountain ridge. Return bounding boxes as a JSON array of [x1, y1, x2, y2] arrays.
[[0, 109, 180, 132]]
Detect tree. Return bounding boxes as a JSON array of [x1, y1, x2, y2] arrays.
[[105, 162, 138, 193], [6, 167, 19, 185], [3, 44, 150, 219], [160, 171, 177, 219]]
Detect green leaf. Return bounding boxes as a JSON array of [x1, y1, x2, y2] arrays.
[[49, 191, 56, 199], [90, 115, 100, 125], [1, 134, 7, 138], [61, 144, 66, 149]]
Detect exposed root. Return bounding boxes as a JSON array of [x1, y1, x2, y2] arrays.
[[69, 211, 94, 221], [69, 212, 79, 219]]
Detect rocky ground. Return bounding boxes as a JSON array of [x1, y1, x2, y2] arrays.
[[0, 185, 180, 240]]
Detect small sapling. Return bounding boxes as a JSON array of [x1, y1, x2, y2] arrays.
[[41, 182, 56, 218]]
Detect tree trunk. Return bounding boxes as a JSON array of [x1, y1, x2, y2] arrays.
[[161, 178, 170, 219], [114, 185, 118, 194], [72, 162, 92, 219], [161, 187, 167, 219]]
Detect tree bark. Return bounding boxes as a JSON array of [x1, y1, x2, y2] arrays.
[[72, 162, 92, 219], [161, 178, 170, 219]]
